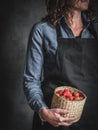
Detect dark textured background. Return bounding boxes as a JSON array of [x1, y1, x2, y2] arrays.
[[0, 0, 98, 130], [0, 0, 46, 130]]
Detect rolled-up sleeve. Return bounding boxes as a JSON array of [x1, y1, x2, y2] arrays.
[[23, 23, 48, 112]]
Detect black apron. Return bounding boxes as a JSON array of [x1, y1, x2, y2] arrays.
[[32, 22, 98, 130]]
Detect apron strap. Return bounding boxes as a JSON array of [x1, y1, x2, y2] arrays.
[[56, 17, 66, 42], [88, 21, 98, 39], [56, 23, 62, 42]]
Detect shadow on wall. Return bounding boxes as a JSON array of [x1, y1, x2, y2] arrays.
[[0, 0, 46, 130], [0, 1, 98, 130]]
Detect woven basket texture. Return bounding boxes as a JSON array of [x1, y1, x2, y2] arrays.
[[51, 86, 87, 123]]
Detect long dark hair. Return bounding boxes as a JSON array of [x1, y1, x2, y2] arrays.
[[43, 0, 96, 25]]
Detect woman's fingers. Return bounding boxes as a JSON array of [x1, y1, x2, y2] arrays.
[[54, 108, 69, 115], [55, 112, 76, 122], [53, 108, 76, 122], [58, 121, 72, 127], [50, 116, 73, 127], [40, 108, 76, 127], [51, 108, 77, 127]]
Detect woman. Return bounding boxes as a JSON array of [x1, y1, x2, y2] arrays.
[[23, 0, 98, 130]]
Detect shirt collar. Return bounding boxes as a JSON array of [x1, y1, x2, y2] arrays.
[[59, 11, 96, 26]]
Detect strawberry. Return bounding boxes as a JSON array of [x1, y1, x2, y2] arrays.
[[74, 92, 80, 97], [56, 90, 63, 96], [63, 89, 72, 97], [56, 87, 84, 101], [64, 96, 70, 100], [69, 96, 74, 101]]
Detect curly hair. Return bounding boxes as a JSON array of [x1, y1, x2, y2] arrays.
[[43, 0, 96, 25]]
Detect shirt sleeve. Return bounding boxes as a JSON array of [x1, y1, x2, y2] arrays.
[[23, 23, 48, 113]]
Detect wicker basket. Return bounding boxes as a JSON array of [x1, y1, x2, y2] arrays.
[[51, 86, 87, 123]]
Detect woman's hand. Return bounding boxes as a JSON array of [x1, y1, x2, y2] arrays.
[[39, 108, 76, 127]]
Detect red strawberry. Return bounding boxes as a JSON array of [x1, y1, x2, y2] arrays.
[[63, 89, 72, 97], [56, 88, 84, 101], [57, 90, 63, 96], [69, 96, 75, 101], [74, 92, 80, 97], [64, 96, 70, 100]]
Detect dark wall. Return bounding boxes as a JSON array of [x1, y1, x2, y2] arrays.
[[1, 1, 98, 130], [0, 0, 46, 130]]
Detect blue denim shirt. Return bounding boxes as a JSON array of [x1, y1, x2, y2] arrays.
[[23, 12, 98, 113]]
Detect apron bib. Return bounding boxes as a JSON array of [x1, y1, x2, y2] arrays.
[[56, 38, 98, 126], [51, 21, 98, 129], [42, 23, 98, 129]]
